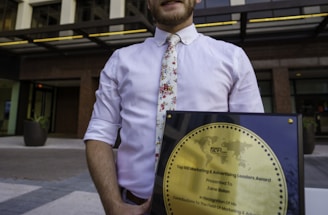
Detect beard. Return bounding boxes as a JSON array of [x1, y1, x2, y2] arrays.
[[149, 0, 195, 26]]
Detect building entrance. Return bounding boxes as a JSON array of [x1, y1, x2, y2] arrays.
[[29, 83, 54, 132], [27, 82, 80, 137]]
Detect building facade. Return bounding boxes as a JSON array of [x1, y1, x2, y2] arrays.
[[0, 0, 328, 137]]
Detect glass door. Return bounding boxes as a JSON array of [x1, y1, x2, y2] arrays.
[[30, 83, 54, 132]]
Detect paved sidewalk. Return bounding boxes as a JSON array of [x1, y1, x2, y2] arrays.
[[0, 136, 104, 215], [0, 136, 85, 149], [0, 136, 327, 214]]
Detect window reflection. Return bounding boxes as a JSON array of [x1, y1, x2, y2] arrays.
[[75, 0, 110, 22], [0, 0, 18, 31], [31, 3, 61, 38], [194, 0, 231, 24]]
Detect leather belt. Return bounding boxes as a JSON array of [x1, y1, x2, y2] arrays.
[[122, 188, 147, 205]]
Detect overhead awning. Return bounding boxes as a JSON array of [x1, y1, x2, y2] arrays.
[[0, 0, 327, 57]]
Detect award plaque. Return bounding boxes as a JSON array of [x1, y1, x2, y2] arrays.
[[151, 111, 304, 215]]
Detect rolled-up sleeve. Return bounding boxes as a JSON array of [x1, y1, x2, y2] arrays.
[[84, 51, 122, 145], [228, 48, 264, 113]]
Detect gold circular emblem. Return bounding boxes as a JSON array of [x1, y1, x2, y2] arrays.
[[163, 122, 287, 215]]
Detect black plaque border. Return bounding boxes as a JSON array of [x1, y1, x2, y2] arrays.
[[151, 111, 304, 215]]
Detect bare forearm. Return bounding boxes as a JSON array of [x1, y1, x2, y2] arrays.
[[86, 140, 151, 215], [85, 140, 122, 214]]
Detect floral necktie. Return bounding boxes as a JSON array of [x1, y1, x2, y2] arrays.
[[155, 34, 181, 169]]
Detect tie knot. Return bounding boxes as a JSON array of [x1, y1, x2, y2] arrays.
[[167, 34, 180, 47]]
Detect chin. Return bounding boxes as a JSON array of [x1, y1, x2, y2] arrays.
[[158, 10, 190, 25]]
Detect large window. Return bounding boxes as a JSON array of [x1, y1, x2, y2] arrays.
[[194, 0, 231, 24], [245, 0, 289, 3], [0, 79, 18, 136], [293, 79, 328, 115], [256, 70, 273, 113], [196, 0, 230, 8], [31, 3, 61, 28], [76, 0, 110, 22], [75, 0, 110, 34], [246, 0, 300, 19], [291, 76, 328, 135], [0, 0, 18, 31], [31, 3, 61, 38], [322, 5, 328, 13], [125, 0, 151, 30]]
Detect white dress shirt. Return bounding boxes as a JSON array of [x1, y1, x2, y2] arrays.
[[84, 24, 264, 199]]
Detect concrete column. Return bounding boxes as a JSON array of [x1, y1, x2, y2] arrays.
[[303, 6, 320, 14], [60, 0, 76, 24], [230, 0, 245, 6], [110, 0, 125, 31], [60, 0, 76, 36], [272, 68, 292, 113], [230, 0, 245, 21], [15, 1, 33, 30], [77, 71, 97, 138]]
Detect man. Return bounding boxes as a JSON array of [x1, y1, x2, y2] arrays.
[[84, 0, 264, 214]]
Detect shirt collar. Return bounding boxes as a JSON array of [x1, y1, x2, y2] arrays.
[[154, 24, 199, 46]]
